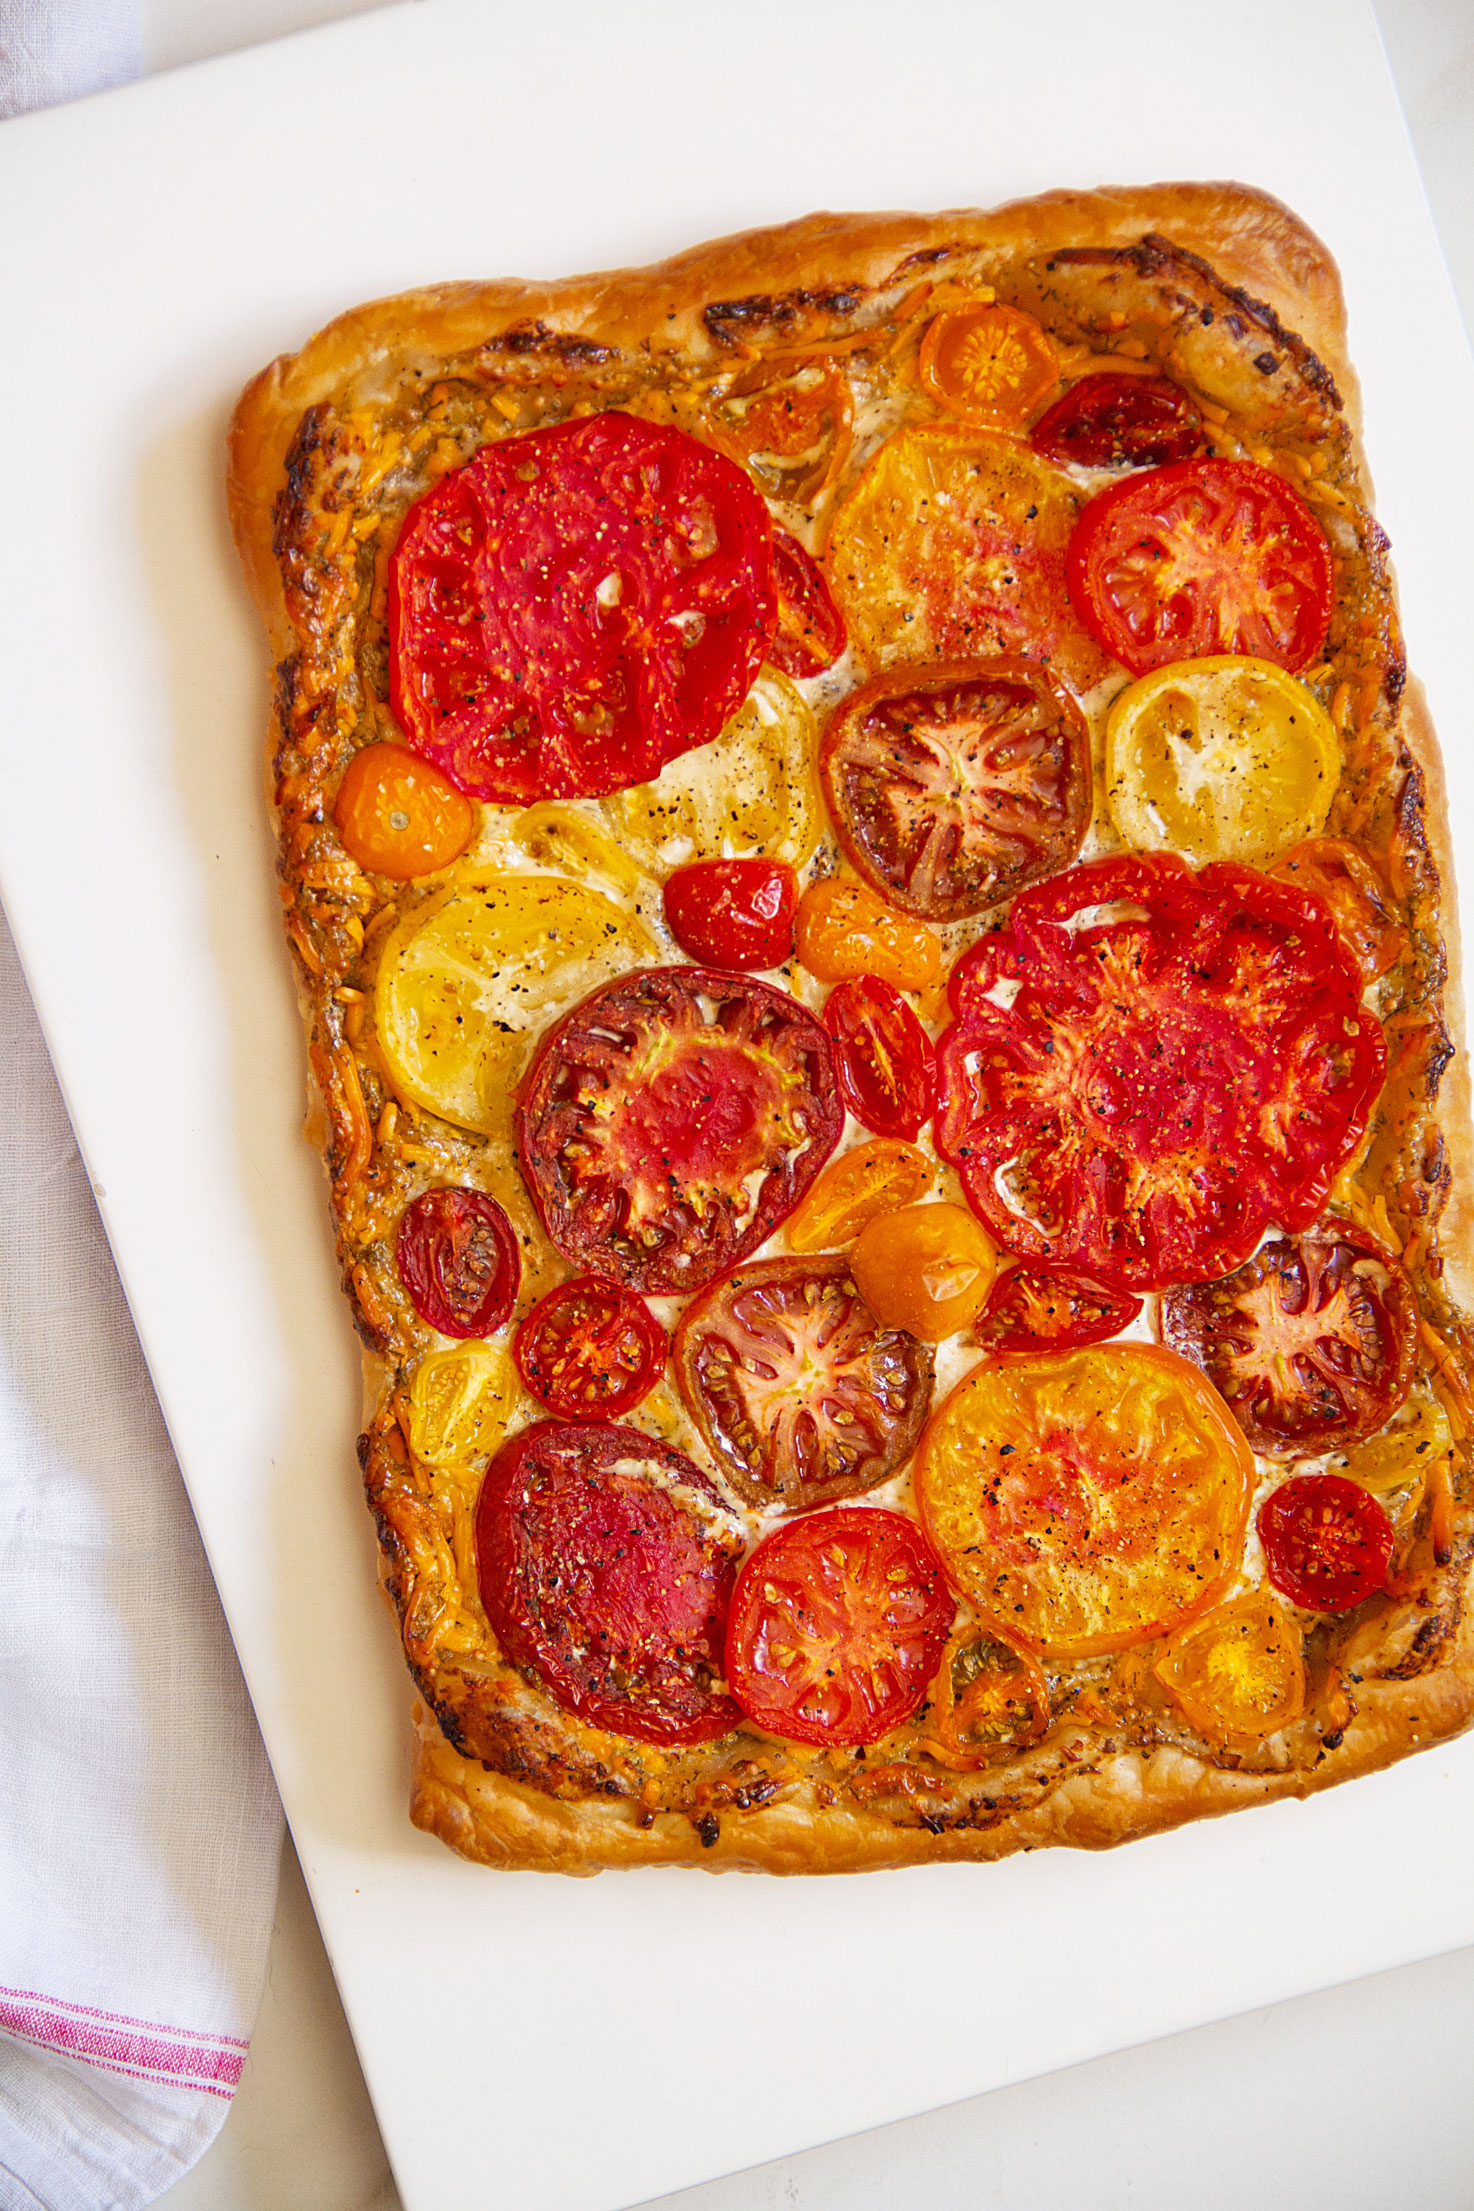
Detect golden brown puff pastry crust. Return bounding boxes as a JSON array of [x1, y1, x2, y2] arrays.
[[229, 182, 1474, 1874]]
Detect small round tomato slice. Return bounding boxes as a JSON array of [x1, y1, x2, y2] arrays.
[[1161, 1226, 1417, 1456], [390, 411, 776, 804], [663, 858, 797, 971], [514, 1277, 667, 1420], [397, 1188, 520, 1338], [674, 1256, 934, 1509], [475, 1421, 742, 1745], [1152, 1592, 1305, 1745], [972, 1262, 1142, 1356], [821, 659, 1092, 921], [725, 1507, 953, 1747], [916, 1343, 1255, 1657], [1257, 1472, 1396, 1612], [851, 1203, 998, 1343], [517, 966, 842, 1295], [822, 977, 935, 1140], [768, 531, 846, 679], [1067, 458, 1333, 676], [333, 742, 477, 879], [918, 303, 1059, 429], [1030, 372, 1202, 469]]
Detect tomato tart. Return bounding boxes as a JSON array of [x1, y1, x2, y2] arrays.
[[228, 183, 1474, 1874]]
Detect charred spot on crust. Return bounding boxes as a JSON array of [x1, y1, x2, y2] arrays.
[[703, 286, 865, 347], [494, 318, 617, 366], [695, 1812, 721, 1847]]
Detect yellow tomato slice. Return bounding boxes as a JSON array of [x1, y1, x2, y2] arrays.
[[375, 872, 656, 1136], [1152, 1591, 1306, 1744], [498, 802, 652, 904], [915, 1343, 1255, 1656], [600, 670, 822, 871], [794, 877, 941, 989], [785, 1139, 935, 1253], [918, 303, 1060, 429], [826, 426, 1108, 692], [1337, 1388, 1453, 1536], [407, 1344, 519, 1471], [1105, 655, 1341, 868]]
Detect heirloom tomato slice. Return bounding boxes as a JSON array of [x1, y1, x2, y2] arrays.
[[1152, 1593, 1306, 1745], [475, 1421, 742, 1745], [769, 530, 847, 679], [513, 1277, 667, 1420], [1272, 837, 1401, 986], [822, 977, 935, 1140], [1162, 1226, 1417, 1456], [725, 1507, 953, 1748], [1030, 372, 1202, 470], [389, 411, 776, 804], [934, 853, 1385, 1291], [601, 669, 822, 872], [972, 1261, 1142, 1356], [785, 1138, 935, 1255], [1257, 1472, 1396, 1612], [663, 858, 797, 971], [397, 1187, 520, 1339], [923, 1621, 1050, 1767], [918, 303, 1059, 430], [408, 1343, 519, 1472], [517, 966, 842, 1295], [826, 427, 1110, 692], [674, 1256, 933, 1509], [821, 658, 1092, 921], [1067, 458, 1334, 676], [915, 1344, 1255, 1657]]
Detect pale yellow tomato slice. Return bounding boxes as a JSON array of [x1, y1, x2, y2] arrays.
[[1337, 1388, 1454, 1536], [375, 872, 655, 1136], [407, 1344, 520, 1471], [1105, 655, 1341, 868], [600, 670, 822, 871], [915, 1343, 1255, 1657], [1152, 1591, 1306, 1745], [497, 802, 653, 904]]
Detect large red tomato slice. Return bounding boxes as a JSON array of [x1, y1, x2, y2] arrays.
[[475, 1421, 742, 1745], [1161, 1225, 1416, 1455], [820, 658, 1092, 921], [725, 1507, 953, 1747], [389, 411, 776, 804], [673, 1256, 934, 1508], [1067, 457, 1333, 675], [934, 853, 1385, 1291], [517, 966, 843, 1294]]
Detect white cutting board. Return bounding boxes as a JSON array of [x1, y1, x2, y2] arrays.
[[2, 4, 1473, 2207]]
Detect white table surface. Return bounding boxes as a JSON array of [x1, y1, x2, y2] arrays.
[[126, 2, 1474, 2207]]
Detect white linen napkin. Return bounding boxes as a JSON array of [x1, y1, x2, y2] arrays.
[[0, 0, 139, 117], [0, 897, 283, 2211]]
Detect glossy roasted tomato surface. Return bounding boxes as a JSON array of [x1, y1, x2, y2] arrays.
[[1257, 1471, 1396, 1612], [918, 303, 1059, 429], [513, 1276, 667, 1420], [518, 966, 843, 1294], [916, 1343, 1256, 1656], [389, 412, 776, 804], [1030, 372, 1202, 469], [822, 977, 935, 1140], [662, 858, 797, 971], [673, 1256, 934, 1509], [821, 659, 1092, 921], [396, 1187, 520, 1338], [794, 877, 942, 989], [971, 1261, 1142, 1356], [475, 1421, 742, 1744], [1152, 1592, 1306, 1745], [1272, 837, 1402, 986], [934, 853, 1385, 1290], [1067, 457, 1334, 676], [768, 530, 847, 678], [1161, 1225, 1417, 1455], [725, 1507, 954, 1747], [785, 1137, 935, 1255], [333, 741, 476, 878], [851, 1201, 997, 1342]]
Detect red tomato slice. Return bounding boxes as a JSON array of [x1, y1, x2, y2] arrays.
[[725, 1507, 953, 1747], [934, 853, 1385, 1291], [1030, 372, 1202, 469], [518, 966, 843, 1294], [820, 658, 1092, 921], [389, 411, 776, 804], [663, 858, 797, 971], [972, 1261, 1142, 1355], [1067, 458, 1333, 675], [822, 976, 936, 1140], [1161, 1226, 1416, 1455], [513, 1276, 667, 1420], [768, 530, 847, 678], [1257, 1472, 1396, 1612], [396, 1187, 520, 1338], [475, 1421, 742, 1744], [673, 1256, 934, 1508]]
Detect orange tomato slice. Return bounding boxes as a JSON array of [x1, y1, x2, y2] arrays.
[[334, 740, 476, 878], [915, 1343, 1255, 1656], [851, 1203, 998, 1342], [1152, 1591, 1306, 1744], [1272, 836, 1402, 985], [918, 303, 1060, 430], [785, 1139, 935, 1254], [794, 877, 942, 989], [922, 1619, 1050, 1768]]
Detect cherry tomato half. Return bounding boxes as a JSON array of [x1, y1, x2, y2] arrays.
[[794, 878, 942, 989], [1030, 372, 1202, 470], [851, 1202, 997, 1342], [1152, 1592, 1305, 1745], [822, 977, 936, 1140], [972, 1262, 1142, 1356], [768, 530, 846, 679], [1067, 458, 1334, 676], [513, 1276, 667, 1420], [1257, 1472, 1396, 1613], [673, 1255, 934, 1509], [396, 1187, 520, 1338], [725, 1507, 954, 1747], [475, 1421, 742, 1745], [785, 1138, 936, 1255], [390, 411, 776, 805], [333, 741, 477, 879], [663, 858, 797, 971]]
